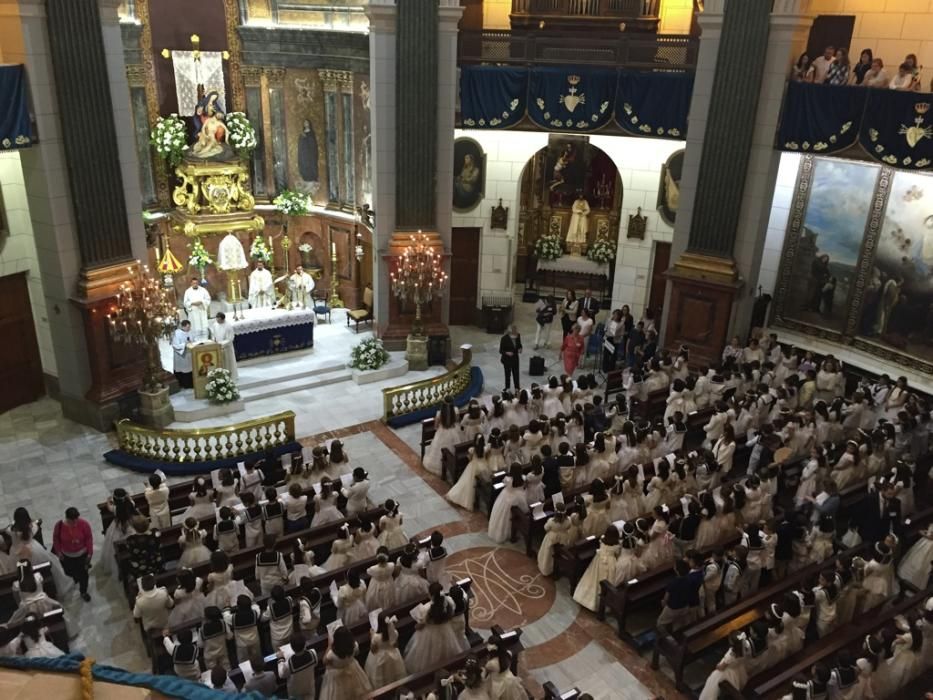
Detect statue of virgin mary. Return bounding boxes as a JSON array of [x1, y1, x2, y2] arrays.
[[189, 91, 234, 161]]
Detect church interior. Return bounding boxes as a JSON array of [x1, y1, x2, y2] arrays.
[[1, 0, 933, 697]]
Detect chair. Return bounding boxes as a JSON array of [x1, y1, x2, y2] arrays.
[[347, 284, 374, 332], [312, 290, 331, 323]]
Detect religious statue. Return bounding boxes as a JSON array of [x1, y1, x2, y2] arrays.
[[190, 91, 233, 161], [288, 265, 315, 310], [248, 261, 274, 309], [565, 193, 590, 254], [550, 143, 576, 191], [297, 118, 320, 194], [183, 277, 212, 339]]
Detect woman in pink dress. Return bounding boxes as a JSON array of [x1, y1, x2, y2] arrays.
[[560, 326, 585, 375]]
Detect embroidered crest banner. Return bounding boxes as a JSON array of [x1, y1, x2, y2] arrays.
[[776, 82, 866, 155], [0, 65, 34, 150], [859, 88, 933, 170], [460, 65, 527, 129], [527, 67, 616, 132], [172, 50, 226, 116], [614, 70, 694, 139]]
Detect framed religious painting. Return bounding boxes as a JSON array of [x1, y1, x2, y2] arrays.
[[851, 169, 933, 373], [453, 137, 486, 212], [656, 149, 684, 227], [771, 155, 884, 341], [191, 341, 223, 399]]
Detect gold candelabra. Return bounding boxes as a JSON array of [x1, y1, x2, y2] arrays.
[[328, 241, 343, 308], [390, 231, 448, 337], [106, 263, 177, 392]]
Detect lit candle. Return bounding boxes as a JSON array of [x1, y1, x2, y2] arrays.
[[331, 241, 336, 257]]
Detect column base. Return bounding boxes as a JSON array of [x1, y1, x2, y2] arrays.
[[673, 251, 739, 280], [138, 386, 175, 429], [663, 261, 743, 369], [405, 335, 429, 371]]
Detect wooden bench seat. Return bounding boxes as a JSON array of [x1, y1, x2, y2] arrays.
[[0, 562, 56, 621]]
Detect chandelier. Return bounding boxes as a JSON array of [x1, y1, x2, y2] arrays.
[[107, 263, 178, 393], [390, 231, 448, 337]]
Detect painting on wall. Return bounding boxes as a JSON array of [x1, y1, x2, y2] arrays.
[[545, 134, 588, 208], [453, 137, 486, 212], [772, 157, 882, 337], [657, 149, 683, 226], [854, 169, 933, 367]]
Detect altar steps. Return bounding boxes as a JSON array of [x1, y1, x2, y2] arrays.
[[237, 362, 351, 402]]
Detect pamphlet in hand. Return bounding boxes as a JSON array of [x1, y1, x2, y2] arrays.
[[238, 660, 254, 682], [278, 643, 295, 661], [531, 502, 545, 520], [369, 608, 382, 632], [326, 619, 343, 641], [551, 492, 564, 507]]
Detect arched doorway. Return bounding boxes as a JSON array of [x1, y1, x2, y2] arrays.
[[513, 139, 623, 298]]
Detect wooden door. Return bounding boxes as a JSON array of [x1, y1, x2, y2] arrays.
[[647, 241, 671, 318], [0, 272, 44, 413], [805, 15, 855, 64], [449, 227, 481, 325]]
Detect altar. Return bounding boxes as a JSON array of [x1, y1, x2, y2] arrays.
[[533, 256, 611, 298], [230, 307, 315, 360]]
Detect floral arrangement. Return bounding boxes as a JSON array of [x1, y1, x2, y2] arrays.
[[349, 337, 390, 371], [298, 243, 313, 253], [534, 233, 564, 261], [249, 236, 272, 264], [149, 114, 188, 168], [587, 235, 617, 264], [273, 190, 311, 217], [225, 112, 258, 160], [189, 239, 214, 270], [205, 368, 240, 404]]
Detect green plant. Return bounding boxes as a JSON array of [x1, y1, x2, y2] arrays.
[[534, 233, 564, 261], [587, 235, 617, 264], [149, 114, 188, 168], [188, 239, 214, 270], [273, 190, 311, 217], [205, 368, 240, 404], [249, 236, 272, 264], [349, 337, 390, 371], [226, 111, 258, 160]]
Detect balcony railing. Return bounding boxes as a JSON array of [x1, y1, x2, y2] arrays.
[[511, 0, 659, 19], [458, 30, 698, 71]]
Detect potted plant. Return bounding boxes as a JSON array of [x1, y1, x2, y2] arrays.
[[149, 114, 188, 169], [188, 239, 214, 283], [587, 235, 617, 265], [225, 112, 258, 161]]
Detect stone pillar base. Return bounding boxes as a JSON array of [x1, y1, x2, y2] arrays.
[[138, 386, 175, 429], [663, 264, 743, 369], [406, 335, 429, 371]]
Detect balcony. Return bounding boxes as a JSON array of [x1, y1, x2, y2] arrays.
[[458, 30, 697, 71], [510, 0, 661, 33]]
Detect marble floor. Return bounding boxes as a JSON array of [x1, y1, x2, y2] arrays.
[[0, 292, 683, 699]]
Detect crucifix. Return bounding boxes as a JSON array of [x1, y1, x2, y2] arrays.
[[161, 34, 230, 112]]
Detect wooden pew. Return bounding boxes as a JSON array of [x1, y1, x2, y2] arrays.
[[365, 626, 524, 699], [1, 607, 69, 655], [0, 562, 57, 620], [543, 682, 583, 700], [735, 582, 933, 700], [653, 504, 933, 691]]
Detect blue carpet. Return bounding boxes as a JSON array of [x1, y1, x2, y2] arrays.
[[386, 366, 485, 428]]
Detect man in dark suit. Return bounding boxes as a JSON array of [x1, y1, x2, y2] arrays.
[[580, 288, 600, 321], [540, 445, 561, 497], [858, 481, 901, 543], [498, 324, 522, 391]]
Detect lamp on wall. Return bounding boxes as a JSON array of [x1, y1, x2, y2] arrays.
[[354, 229, 364, 261]]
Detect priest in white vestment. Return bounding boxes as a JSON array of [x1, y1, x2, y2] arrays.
[[210, 312, 237, 381], [183, 278, 212, 339], [171, 319, 194, 389], [248, 261, 274, 309], [288, 265, 315, 310], [565, 193, 590, 249]]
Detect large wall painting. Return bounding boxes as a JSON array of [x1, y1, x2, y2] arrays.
[[772, 154, 933, 373]]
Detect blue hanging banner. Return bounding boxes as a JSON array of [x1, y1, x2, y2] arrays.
[[0, 64, 33, 150], [859, 88, 933, 170], [460, 65, 528, 129], [615, 70, 694, 139], [527, 66, 617, 132], [776, 82, 866, 155]]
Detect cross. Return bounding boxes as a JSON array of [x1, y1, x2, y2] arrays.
[[161, 34, 230, 103]]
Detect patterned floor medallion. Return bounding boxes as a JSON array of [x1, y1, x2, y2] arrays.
[[446, 546, 555, 629]]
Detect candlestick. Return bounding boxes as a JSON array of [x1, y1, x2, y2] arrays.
[[331, 241, 336, 257]]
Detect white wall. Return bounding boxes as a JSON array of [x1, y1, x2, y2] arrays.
[[0, 151, 56, 376], [451, 129, 684, 316], [758, 152, 802, 297]]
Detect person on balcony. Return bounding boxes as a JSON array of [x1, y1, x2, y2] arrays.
[[825, 48, 850, 85], [862, 58, 890, 89]]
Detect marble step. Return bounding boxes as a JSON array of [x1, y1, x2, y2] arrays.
[[237, 364, 352, 401], [234, 359, 347, 391]]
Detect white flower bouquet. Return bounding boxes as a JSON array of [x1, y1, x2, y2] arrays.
[[205, 368, 240, 404], [273, 190, 311, 217], [189, 239, 214, 270], [587, 235, 617, 264], [534, 233, 564, 261], [250, 236, 272, 264], [226, 112, 257, 160], [149, 114, 188, 168], [298, 243, 313, 253], [349, 337, 390, 371]]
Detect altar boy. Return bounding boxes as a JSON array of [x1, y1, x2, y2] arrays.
[[172, 320, 194, 389], [210, 312, 238, 381]]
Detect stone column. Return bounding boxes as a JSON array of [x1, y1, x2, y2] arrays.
[[366, 0, 397, 330], [0, 0, 149, 429], [663, 0, 798, 367]]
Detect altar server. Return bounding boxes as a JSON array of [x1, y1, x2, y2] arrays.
[[248, 260, 275, 309], [183, 277, 211, 338], [288, 265, 315, 310], [172, 320, 194, 389], [210, 312, 238, 381]]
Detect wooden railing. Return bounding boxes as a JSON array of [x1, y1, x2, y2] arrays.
[[511, 0, 659, 18], [382, 345, 474, 422], [115, 411, 296, 463], [458, 30, 698, 70]]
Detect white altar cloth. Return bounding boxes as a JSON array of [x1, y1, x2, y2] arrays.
[[229, 307, 316, 335], [538, 256, 610, 278]]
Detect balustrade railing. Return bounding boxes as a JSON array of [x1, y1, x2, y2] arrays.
[[382, 345, 474, 422], [115, 411, 296, 463], [512, 0, 658, 17]]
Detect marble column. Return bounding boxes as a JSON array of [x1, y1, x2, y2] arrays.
[[0, 0, 148, 429], [366, 0, 397, 331]]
